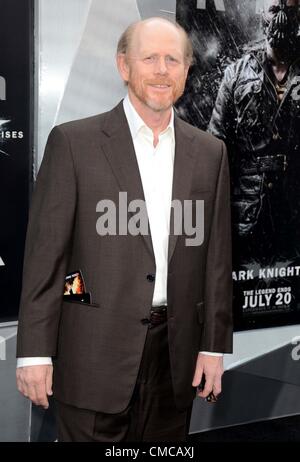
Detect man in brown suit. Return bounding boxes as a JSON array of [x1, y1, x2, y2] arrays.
[[16, 17, 233, 442]]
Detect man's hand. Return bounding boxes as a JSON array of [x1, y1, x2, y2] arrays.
[[192, 353, 224, 399], [16, 365, 53, 409]]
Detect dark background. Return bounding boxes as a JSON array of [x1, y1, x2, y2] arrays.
[[0, 0, 34, 321]]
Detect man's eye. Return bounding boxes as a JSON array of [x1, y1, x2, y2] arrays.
[[144, 56, 155, 63], [166, 56, 177, 63]]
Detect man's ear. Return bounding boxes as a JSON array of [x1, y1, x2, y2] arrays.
[[116, 53, 129, 83], [184, 65, 190, 81]]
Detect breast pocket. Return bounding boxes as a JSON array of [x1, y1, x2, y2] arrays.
[[189, 190, 213, 205]]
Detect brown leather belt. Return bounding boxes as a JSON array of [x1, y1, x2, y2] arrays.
[[149, 306, 168, 328]]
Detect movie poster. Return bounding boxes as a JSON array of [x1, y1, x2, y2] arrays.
[[0, 0, 33, 321], [176, 0, 300, 330]]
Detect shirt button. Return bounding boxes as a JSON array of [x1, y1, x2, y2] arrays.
[[147, 274, 155, 282], [268, 182, 274, 189]]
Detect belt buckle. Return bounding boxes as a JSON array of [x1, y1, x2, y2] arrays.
[[279, 154, 287, 172], [149, 306, 167, 328]]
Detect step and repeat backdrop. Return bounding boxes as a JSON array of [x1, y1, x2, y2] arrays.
[[1, 0, 300, 333], [176, 0, 300, 330], [0, 0, 33, 321]]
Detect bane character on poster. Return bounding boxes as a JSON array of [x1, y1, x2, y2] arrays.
[[208, 0, 300, 264]]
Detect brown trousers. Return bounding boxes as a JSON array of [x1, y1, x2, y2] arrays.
[[55, 320, 193, 442]]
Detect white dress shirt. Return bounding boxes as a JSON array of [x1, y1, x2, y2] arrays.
[[17, 94, 221, 368], [124, 94, 174, 307]]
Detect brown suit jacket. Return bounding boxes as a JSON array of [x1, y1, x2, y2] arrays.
[[17, 101, 233, 413]]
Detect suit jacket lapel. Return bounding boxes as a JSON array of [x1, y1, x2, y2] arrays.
[[100, 101, 155, 261], [168, 115, 196, 264], [99, 102, 196, 267]]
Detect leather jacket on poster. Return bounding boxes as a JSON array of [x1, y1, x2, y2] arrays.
[[208, 41, 300, 240]]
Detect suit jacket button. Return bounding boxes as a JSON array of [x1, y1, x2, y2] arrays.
[[141, 318, 150, 325], [147, 273, 155, 282]]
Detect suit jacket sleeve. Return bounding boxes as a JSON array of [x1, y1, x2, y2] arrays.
[[17, 125, 77, 357], [200, 140, 233, 353]]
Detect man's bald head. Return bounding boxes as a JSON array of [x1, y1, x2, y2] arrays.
[[117, 17, 193, 67], [116, 16, 191, 116]]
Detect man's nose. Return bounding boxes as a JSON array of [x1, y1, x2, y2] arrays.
[[154, 56, 168, 74]]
